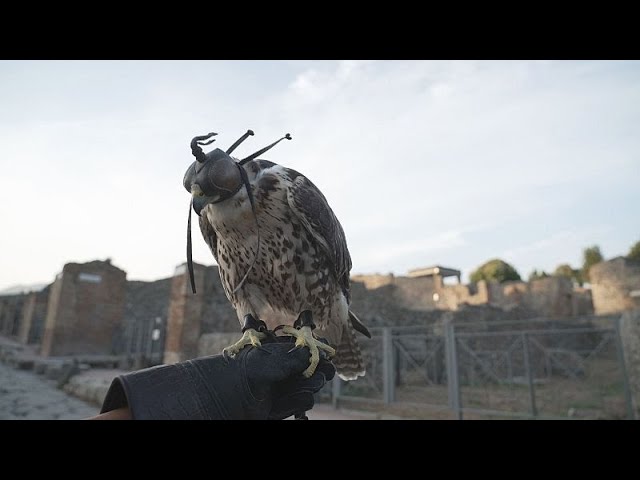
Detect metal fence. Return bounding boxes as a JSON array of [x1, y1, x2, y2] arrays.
[[325, 316, 635, 420], [115, 315, 166, 370]]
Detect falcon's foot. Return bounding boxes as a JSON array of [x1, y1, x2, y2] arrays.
[[222, 314, 268, 358], [281, 310, 336, 378]]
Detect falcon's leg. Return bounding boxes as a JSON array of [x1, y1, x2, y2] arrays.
[[222, 314, 268, 358], [281, 310, 336, 378]]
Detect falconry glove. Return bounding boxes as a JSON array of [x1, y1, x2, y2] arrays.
[[100, 339, 335, 420]]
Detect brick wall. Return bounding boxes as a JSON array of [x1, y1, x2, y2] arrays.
[[164, 263, 206, 364], [164, 263, 240, 364]]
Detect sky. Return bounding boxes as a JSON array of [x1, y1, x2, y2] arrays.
[[0, 60, 638, 291]]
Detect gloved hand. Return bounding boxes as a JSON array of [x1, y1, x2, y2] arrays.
[[100, 337, 335, 420], [268, 342, 336, 420]]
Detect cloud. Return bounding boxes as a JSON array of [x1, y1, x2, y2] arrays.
[[0, 60, 639, 289]]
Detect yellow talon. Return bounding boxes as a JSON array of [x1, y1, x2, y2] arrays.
[[281, 325, 336, 378], [222, 328, 267, 357]]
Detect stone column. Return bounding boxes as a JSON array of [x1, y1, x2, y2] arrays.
[[18, 293, 37, 344], [163, 262, 207, 364]]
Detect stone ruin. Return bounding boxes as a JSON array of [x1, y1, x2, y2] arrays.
[[0, 257, 638, 368]]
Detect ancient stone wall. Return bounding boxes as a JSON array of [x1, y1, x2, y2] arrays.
[[40, 260, 126, 357], [492, 281, 527, 309], [393, 276, 438, 310], [572, 288, 594, 316], [438, 281, 489, 310], [18, 287, 50, 345], [0, 256, 613, 365], [525, 276, 574, 317], [0, 294, 26, 337], [352, 274, 438, 310], [351, 274, 395, 290], [352, 272, 589, 319], [591, 257, 640, 315]]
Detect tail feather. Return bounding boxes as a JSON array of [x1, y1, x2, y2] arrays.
[[333, 317, 366, 381]]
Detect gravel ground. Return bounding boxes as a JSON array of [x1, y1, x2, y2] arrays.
[[0, 362, 99, 420]]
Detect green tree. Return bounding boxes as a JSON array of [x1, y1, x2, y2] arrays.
[[470, 259, 522, 284], [582, 245, 604, 282], [528, 269, 549, 282], [628, 241, 640, 262], [553, 263, 584, 286]]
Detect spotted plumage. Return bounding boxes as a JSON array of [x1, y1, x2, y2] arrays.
[[197, 159, 368, 380], [183, 131, 370, 380]]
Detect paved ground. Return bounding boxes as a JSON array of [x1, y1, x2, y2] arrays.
[[306, 404, 378, 420], [0, 362, 99, 420]]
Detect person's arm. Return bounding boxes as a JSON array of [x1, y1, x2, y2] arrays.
[[88, 338, 334, 420]]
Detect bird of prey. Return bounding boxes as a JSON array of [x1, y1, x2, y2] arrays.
[[182, 130, 371, 380]]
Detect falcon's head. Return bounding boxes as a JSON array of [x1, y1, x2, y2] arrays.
[[183, 130, 292, 215], [183, 132, 243, 216]]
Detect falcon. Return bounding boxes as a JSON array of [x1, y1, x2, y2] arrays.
[[182, 130, 371, 380]]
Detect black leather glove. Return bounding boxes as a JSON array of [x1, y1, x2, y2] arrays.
[[269, 346, 336, 420], [100, 338, 335, 420]]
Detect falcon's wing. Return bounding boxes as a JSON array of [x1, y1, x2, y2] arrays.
[[285, 169, 352, 302], [199, 213, 219, 264]]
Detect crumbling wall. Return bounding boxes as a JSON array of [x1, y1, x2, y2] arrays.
[[352, 274, 438, 310], [393, 275, 438, 310], [353, 272, 586, 319], [438, 281, 489, 310], [498, 281, 529, 309], [572, 288, 594, 316], [591, 257, 640, 315], [525, 276, 574, 318]]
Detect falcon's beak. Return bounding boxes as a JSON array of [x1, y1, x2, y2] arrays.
[[190, 184, 212, 216], [192, 193, 208, 216]]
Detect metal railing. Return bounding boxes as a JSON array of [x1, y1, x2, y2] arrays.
[[116, 315, 166, 370], [325, 316, 635, 420]]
